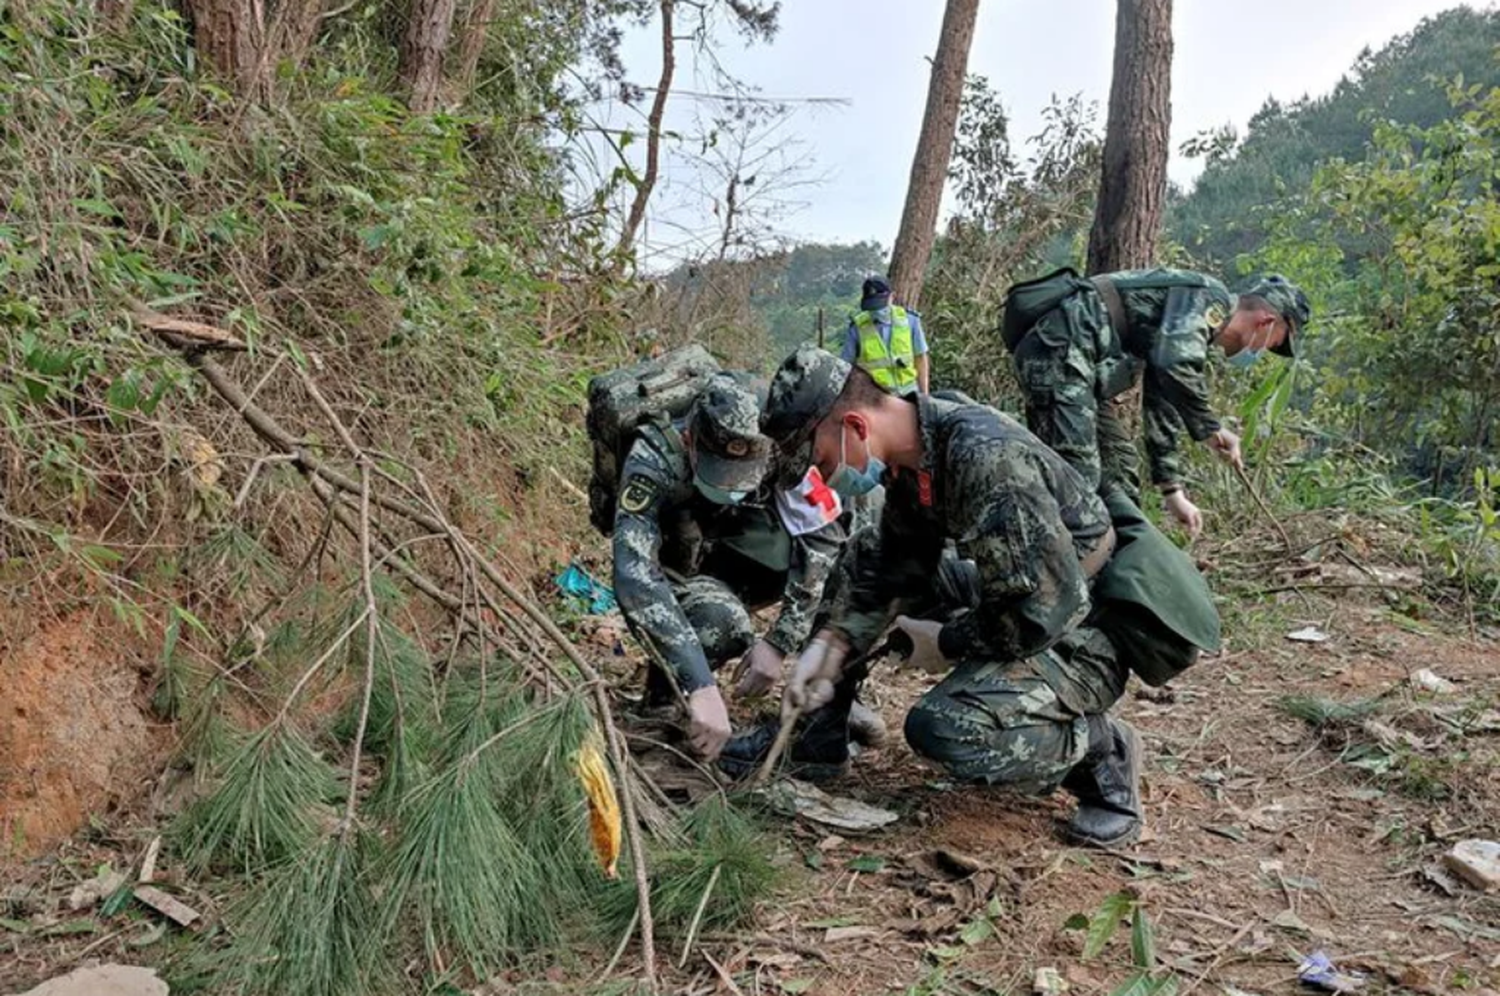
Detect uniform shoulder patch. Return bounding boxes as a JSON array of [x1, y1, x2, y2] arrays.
[[619, 475, 661, 515], [1204, 303, 1227, 330]]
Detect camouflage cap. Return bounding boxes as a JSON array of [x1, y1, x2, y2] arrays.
[[688, 372, 771, 493], [761, 347, 852, 483], [1238, 274, 1311, 358]]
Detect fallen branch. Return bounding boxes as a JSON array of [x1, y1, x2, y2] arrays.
[[1234, 462, 1293, 552], [143, 322, 661, 988]]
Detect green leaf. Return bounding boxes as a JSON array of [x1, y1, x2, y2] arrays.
[[1107, 972, 1178, 996], [1130, 904, 1156, 968], [100, 882, 134, 917], [779, 980, 814, 995], [73, 197, 121, 219], [805, 916, 858, 929], [958, 916, 994, 946], [79, 544, 123, 568], [804, 850, 824, 870], [846, 855, 886, 873], [1083, 892, 1134, 961], [0, 918, 31, 933], [1063, 912, 1090, 931]]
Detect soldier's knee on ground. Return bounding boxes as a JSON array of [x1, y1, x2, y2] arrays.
[[903, 677, 1083, 793], [677, 577, 754, 669]]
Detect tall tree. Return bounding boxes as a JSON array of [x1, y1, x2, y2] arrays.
[[1086, 0, 1172, 274], [189, 0, 264, 94], [401, 0, 460, 112], [886, 0, 980, 309], [616, 0, 677, 260]]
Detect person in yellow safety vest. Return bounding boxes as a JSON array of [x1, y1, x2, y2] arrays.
[[841, 276, 930, 397]]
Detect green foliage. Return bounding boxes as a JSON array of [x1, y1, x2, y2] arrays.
[[922, 84, 1101, 405], [1067, 895, 1177, 996], [174, 724, 340, 875], [1170, 7, 1500, 268], [216, 832, 387, 996], [605, 795, 777, 936]]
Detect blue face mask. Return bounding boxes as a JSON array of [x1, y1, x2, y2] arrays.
[[695, 481, 750, 506], [826, 420, 885, 498], [1227, 347, 1263, 370]]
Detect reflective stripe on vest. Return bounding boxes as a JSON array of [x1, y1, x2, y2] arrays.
[[853, 307, 917, 393]]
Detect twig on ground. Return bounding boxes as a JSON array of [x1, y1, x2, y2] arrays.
[[679, 863, 723, 968], [702, 950, 746, 996], [1235, 462, 1293, 551]]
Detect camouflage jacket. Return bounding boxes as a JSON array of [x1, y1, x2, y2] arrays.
[[612, 424, 844, 692], [1108, 269, 1235, 487], [835, 396, 1114, 663]]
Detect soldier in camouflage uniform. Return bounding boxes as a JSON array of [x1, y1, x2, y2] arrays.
[[1003, 270, 1311, 536], [722, 348, 1220, 848], [612, 372, 850, 761]]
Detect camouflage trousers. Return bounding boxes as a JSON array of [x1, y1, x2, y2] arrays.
[[902, 625, 1128, 794], [1011, 291, 1143, 504], [822, 527, 1129, 794], [672, 573, 758, 668]]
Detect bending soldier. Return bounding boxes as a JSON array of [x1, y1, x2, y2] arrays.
[[724, 348, 1220, 848], [612, 372, 881, 760], [1003, 269, 1310, 535]]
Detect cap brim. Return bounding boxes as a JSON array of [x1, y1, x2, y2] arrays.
[[693, 448, 769, 493]]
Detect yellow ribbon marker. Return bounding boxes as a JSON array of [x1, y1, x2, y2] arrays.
[[575, 736, 621, 879]]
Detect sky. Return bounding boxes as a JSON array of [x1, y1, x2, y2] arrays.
[[590, 0, 1478, 266]]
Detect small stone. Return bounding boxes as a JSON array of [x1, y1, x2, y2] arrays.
[[17, 964, 168, 996], [1410, 668, 1456, 694], [1032, 966, 1068, 995], [1443, 839, 1500, 892]]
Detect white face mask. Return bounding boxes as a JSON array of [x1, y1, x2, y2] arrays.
[[1228, 317, 1277, 369]]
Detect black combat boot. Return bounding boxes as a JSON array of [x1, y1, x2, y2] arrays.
[[1061, 715, 1144, 848], [719, 682, 855, 782]]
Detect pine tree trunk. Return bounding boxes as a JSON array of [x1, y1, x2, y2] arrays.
[[269, 0, 326, 74], [401, 0, 459, 113], [97, 0, 135, 30], [452, 0, 498, 94], [188, 0, 264, 95], [886, 0, 980, 309], [1085, 0, 1172, 275]]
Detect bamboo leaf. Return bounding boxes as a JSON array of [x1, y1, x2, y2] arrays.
[[1083, 892, 1134, 961]]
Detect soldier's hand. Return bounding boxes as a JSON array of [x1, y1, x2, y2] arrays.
[[732, 639, 784, 700], [1163, 489, 1204, 538], [784, 631, 848, 719], [685, 686, 732, 761], [894, 615, 949, 674], [1206, 428, 1243, 471]]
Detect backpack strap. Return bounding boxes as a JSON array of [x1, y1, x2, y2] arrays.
[[1090, 274, 1129, 337]]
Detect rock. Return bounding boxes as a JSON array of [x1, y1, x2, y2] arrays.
[[1409, 668, 1456, 694], [1286, 626, 1330, 643], [15, 964, 168, 996], [1032, 966, 1068, 995], [68, 868, 126, 911], [1443, 839, 1500, 892]]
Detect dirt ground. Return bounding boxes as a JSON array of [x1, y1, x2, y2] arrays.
[[2, 578, 1497, 995], [652, 599, 1500, 996]]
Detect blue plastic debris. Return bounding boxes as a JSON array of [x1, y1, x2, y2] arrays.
[[555, 562, 617, 614], [1297, 951, 1365, 993]]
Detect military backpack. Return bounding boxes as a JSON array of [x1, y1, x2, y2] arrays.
[[585, 343, 721, 535]]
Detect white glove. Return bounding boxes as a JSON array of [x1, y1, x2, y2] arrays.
[[1162, 489, 1204, 538], [783, 631, 848, 720], [732, 638, 784, 699], [894, 615, 949, 675], [1205, 428, 1243, 471]]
